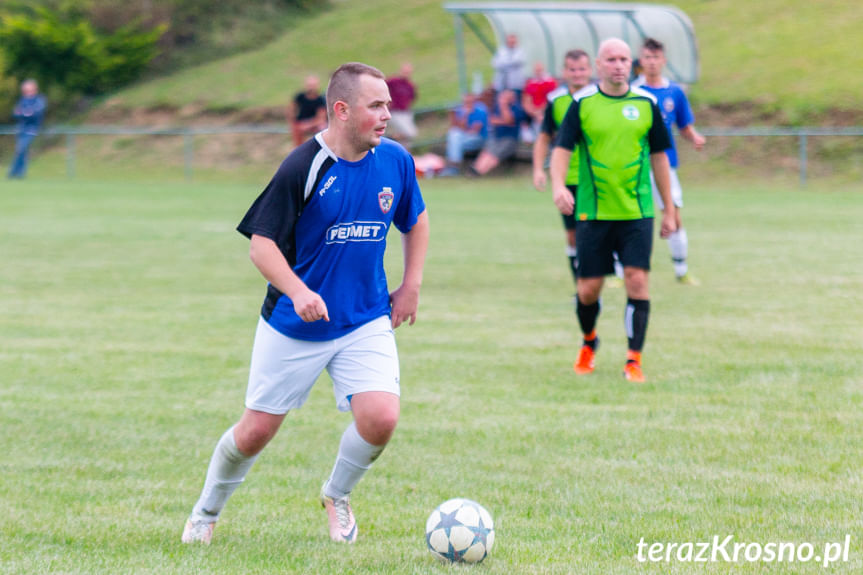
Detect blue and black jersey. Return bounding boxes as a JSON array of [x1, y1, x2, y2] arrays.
[[238, 134, 426, 341], [631, 76, 695, 169]]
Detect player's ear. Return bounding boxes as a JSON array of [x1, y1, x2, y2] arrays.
[[333, 100, 350, 121]]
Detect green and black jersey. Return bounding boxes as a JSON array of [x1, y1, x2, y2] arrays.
[[540, 86, 579, 186], [556, 84, 671, 220]]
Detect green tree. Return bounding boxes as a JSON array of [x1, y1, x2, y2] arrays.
[[0, 6, 164, 96]]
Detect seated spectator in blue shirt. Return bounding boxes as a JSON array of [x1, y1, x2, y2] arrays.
[[7, 79, 46, 179], [440, 92, 489, 176], [471, 89, 524, 176]]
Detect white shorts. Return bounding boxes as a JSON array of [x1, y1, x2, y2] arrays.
[[245, 316, 400, 414], [650, 167, 683, 210]]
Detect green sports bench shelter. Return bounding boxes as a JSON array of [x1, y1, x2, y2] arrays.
[[443, 2, 699, 93]]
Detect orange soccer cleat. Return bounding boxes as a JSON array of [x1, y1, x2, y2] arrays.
[[623, 351, 645, 383]]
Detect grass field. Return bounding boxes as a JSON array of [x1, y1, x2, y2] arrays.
[[1, 175, 862, 574]]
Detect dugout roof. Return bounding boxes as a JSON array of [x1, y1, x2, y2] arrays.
[[444, 2, 699, 93]]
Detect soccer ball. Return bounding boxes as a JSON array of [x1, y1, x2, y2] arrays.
[[425, 498, 495, 564]]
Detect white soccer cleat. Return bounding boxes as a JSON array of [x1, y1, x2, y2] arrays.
[[181, 518, 215, 545], [320, 483, 357, 543]]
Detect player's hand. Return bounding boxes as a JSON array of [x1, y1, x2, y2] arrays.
[[532, 169, 547, 192], [693, 133, 706, 151], [552, 185, 574, 216], [292, 288, 330, 322], [660, 208, 677, 239], [389, 283, 420, 328]]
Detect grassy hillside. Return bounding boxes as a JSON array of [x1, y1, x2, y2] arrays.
[[97, 0, 863, 121]]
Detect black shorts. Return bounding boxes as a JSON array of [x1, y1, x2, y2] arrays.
[[561, 185, 577, 230], [575, 218, 653, 278]]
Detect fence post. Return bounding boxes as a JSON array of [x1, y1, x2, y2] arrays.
[[66, 133, 76, 179], [184, 130, 194, 181], [798, 132, 807, 187]]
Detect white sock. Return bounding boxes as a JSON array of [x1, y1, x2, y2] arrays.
[[324, 421, 385, 499], [668, 228, 688, 277], [190, 426, 258, 523], [613, 252, 624, 279]]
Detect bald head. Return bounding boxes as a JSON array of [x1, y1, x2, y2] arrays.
[[303, 75, 320, 93], [21, 79, 38, 97], [597, 38, 631, 60], [595, 37, 632, 94]]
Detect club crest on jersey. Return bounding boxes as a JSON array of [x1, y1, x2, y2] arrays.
[[378, 187, 394, 213], [663, 97, 675, 114], [622, 105, 640, 121]]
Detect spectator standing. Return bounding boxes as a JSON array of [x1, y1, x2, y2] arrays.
[[386, 63, 418, 146], [440, 92, 488, 176], [289, 75, 327, 147], [7, 79, 46, 179], [491, 33, 526, 94]]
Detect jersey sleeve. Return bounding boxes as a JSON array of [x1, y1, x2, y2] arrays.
[[540, 103, 556, 136], [647, 102, 672, 154], [555, 100, 582, 151], [236, 156, 308, 263], [392, 153, 426, 234], [674, 87, 695, 129]]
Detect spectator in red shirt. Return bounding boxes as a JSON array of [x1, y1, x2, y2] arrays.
[[386, 63, 418, 146], [521, 62, 558, 142]]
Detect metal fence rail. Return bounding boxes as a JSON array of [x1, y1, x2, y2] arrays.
[[3, 124, 862, 185]]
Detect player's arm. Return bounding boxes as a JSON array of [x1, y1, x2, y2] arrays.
[[249, 234, 329, 322], [532, 104, 556, 191], [647, 102, 676, 238], [650, 152, 675, 236], [390, 210, 429, 329], [549, 102, 580, 215], [675, 89, 704, 151], [679, 124, 705, 151], [532, 131, 552, 191]]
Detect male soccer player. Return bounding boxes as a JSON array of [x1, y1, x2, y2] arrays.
[[181, 62, 429, 545], [550, 38, 676, 383], [532, 49, 592, 287], [632, 38, 706, 285]]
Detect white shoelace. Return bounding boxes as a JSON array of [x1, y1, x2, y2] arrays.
[[333, 497, 353, 528], [188, 520, 212, 539]]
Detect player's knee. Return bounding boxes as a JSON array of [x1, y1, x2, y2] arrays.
[[623, 268, 649, 298], [235, 417, 281, 455], [358, 406, 400, 446]]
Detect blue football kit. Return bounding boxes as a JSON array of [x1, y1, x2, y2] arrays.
[[631, 76, 695, 168], [237, 134, 426, 341]]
